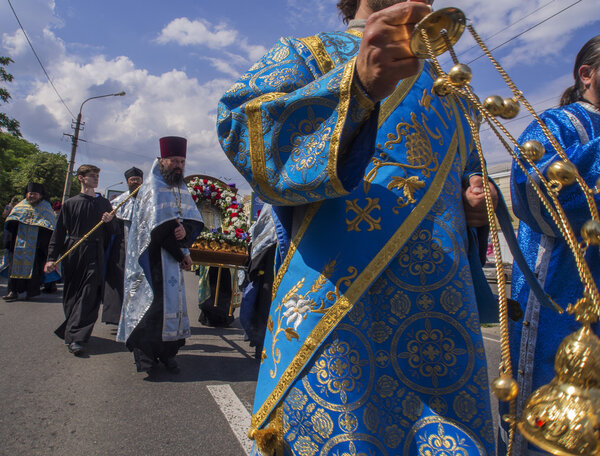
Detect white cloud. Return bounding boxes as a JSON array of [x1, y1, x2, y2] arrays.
[[2, 30, 29, 56], [155, 17, 267, 78], [156, 17, 237, 49], [5, 49, 248, 192]]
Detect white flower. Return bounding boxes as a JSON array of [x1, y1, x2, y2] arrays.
[[282, 293, 312, 330]]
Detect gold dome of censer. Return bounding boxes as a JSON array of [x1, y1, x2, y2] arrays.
[[410, 7, 600, 455]]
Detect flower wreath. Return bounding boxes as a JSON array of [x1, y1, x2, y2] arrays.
[[187, 176, 250, 252]]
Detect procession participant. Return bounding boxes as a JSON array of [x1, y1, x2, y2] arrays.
[[117, 137, 203, 375], [44, 164, 115, 356], [239, 204, 277, 359], [2, 196, 20, 219], [41, 201, 63, 294], [198, 266, 236, 328], [102, 166, 143, 325], [501, 35, 600, 456], [217, 0, 500, 453], [3, 183, 55, 301]]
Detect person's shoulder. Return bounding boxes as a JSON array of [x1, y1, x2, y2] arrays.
[[296, 30, 360, 47], [38, 199, 54, 211], [523, 106, 568, 130], [275, 30, 358, 52]]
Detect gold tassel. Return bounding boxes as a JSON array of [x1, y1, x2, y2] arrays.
[[249, 426, 279, 456]]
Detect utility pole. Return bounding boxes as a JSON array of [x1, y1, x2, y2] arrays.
[[61, 91, 126, 204], [62, 112, 82, 205]]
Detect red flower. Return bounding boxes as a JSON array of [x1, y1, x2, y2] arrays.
[[192, 194, 198, 202], [231, 204, 238, 209], [203, 179, 208, 184], [231, 212, 238, 218]]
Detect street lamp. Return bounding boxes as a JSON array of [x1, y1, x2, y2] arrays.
[[104, 181, 123, 200], [61, 91, 126, 204]]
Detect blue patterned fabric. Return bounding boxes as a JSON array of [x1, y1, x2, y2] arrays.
[[218, 30, 494, 455], [499, 102, 600, 455], [5, 199, 55, 279]]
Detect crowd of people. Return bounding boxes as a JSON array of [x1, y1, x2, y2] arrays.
[[1, 0, 599, 454]]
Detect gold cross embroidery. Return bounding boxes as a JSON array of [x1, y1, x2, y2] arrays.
[[345, 198, 381, 232]]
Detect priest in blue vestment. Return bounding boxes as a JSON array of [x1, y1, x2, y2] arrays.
[[217, 1, 501, 455], [3, 182, 55, 301], [500, 35, 600, 456], [117, 137, 203, 374]]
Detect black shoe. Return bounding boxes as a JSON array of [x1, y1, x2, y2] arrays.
[[2, 291, 18, 302], [42, 283, 57, 293], [163, 357, 180, 373], [67, 342, 83, 356]]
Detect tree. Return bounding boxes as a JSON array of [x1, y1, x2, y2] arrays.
[[0, 56, 21, 137], [0, 132, 78, 206]]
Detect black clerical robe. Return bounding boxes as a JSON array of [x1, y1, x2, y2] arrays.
[[48, 193, 115, 344], [198, 266, 235, 328], [101, 218, 125, 324]]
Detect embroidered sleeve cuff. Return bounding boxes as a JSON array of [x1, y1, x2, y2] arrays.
[[351, 67, 376, 113]]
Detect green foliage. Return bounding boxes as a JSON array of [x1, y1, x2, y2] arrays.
[[0, 56, 21, 137], [0, 132, 78, 206]]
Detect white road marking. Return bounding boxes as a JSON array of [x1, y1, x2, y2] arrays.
[[207, 384, 253, 455], [483, 336, 500, 343]]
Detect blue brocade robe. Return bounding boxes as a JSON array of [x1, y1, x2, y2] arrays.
[[218, 30, 495, 455], [5, 199, 56, 279], [501, 102, 600, 455]]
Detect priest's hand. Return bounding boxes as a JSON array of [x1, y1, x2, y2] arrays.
[[180, 255, 192, 271], [174, 222, 186, 241], [463, 175, 498, 227], [44, 261, 56, 273], [101, 212, 114, 223], [355, 0, 432, 102]]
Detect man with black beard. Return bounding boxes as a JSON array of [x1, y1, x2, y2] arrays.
[[102, 166, 144, 325], [3, 182, 55, 301], [117, 137, 203, 375]]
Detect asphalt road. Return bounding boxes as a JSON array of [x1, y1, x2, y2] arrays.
[[0, 273, 502, 456]]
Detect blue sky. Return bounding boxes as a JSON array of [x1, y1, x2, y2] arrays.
[[1, 0, 599, 195]]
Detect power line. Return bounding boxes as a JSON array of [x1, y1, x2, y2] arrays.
[[77, 139, 153, 161], [467, 0, 584, 65], [6, 0, 75, 119], [443, 0, 558, 64]]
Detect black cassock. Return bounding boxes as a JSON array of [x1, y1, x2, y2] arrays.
[[101, 218, 125, 325], [198, 266, 235, 328], [48, 193, 115, 344], [239, 243, 276, 358], [126, 219, 193, 372], [4, 221, 52, 297]]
